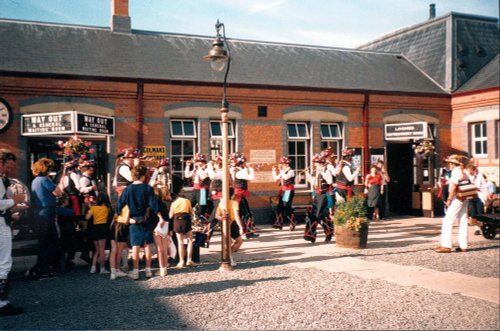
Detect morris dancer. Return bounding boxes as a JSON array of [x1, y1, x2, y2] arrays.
[[230, 152, 257, 239], [304, 153, 334, 243], [58, 159, 82, 215], [184, 153, 210, 218], [322, 147, 341, 217], [78, 160, 98, 263], [272, 156, 296, 230], [335, 147, 360, 204], [205, 156, 224, 248], [112, 148, 137, 198]]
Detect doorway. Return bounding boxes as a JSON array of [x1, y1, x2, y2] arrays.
[[387, 142, 414, 215], [27, 138, 107, 187]]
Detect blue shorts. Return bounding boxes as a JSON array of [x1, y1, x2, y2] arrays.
[[129, 223, 154, 246]]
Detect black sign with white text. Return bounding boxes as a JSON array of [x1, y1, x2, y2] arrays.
[[76, 113, 114, 136], [21, 111, 115, 136]]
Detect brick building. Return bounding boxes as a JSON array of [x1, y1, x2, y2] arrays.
[[0, 1, 498, 219]]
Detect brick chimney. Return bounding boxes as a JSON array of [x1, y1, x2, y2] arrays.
[[111, 0, 131, 33], [429, 3, 436, 20]]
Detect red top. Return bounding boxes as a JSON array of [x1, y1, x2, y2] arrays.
[[366, 173, 383, 186]]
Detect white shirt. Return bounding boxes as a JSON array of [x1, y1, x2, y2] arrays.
[[0, 178, 14, 214], [341, 162, 360, 182], [272, 166, 295, 184], [232, 166, 255, 181], [306, 167, 333, 186]]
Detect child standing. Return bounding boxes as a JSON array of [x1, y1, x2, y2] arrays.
[[116, 165, 165, 280], [152, 186, 173, 277], [86, 194, 111, 274], [215, 189, 244, 267], [168, 191, 195, 268]]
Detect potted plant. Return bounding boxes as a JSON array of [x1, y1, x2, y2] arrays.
[[333, 195, 370, 249]]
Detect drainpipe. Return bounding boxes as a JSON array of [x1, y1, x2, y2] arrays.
[[136, 82, 144, 149], [363, 93, 370, 177]]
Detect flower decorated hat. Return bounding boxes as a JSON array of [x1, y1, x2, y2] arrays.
[[280, 156, 291, 164], [312, 153, 326, 164], [342, 147, 355, 157]]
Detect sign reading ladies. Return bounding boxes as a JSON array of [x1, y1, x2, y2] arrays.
[[21, 111, 114, 136]]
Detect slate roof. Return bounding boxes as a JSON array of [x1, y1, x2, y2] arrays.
[[0, 19, 446, 95], [358, 12, 499, 92], [457, 54, 500, 92]]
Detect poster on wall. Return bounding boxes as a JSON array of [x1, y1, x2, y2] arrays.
[[370, 147, 386, 165], [350, 147, 364, 185]]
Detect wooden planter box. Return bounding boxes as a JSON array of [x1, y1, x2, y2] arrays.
[[334, 223, 369, 249]]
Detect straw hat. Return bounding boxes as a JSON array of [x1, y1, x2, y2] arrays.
[[444, 154, 467, 166]]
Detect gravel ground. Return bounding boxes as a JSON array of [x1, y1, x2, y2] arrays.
[[3, 254, 499, 330]]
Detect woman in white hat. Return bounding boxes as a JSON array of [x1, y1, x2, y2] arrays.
[[434, 155, 471, 253]]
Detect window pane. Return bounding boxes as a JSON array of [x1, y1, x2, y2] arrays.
[[289, 142, 296, 154], [288, 124, 297, 138], [320, 125, 330, 138], [297, 124, 307, 137], [474, 124, 481, 137], [482, 141, 488, 154], [211, 122, 222, 136], [171, 140, 182, 155], [475, 141, 482, 154], [331, 125, 339, 138], [183, 140, 194, 156], [228, 122, 234, 137], [297, 141, 305, 154], [482, 123, 487, 137], [184, 121, 195, 136], [171, 121, 183, 136]]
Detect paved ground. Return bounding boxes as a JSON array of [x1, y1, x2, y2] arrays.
[[3, 216, 499, 330]]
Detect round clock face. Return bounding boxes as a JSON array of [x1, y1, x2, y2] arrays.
[[0, 98, 13, 134]]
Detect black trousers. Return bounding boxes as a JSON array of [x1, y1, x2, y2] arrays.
[[275, 190, 295, 226], [304, 193, 333, 239]]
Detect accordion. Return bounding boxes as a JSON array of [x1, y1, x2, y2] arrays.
[[456, 180, 478, 200]]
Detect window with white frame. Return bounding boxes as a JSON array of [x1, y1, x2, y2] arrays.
[[320, 123, 343, 158], [470, 122, 487, 157], [209, 120, 235, 160], [170, 119, 197, 187], [287, 122, 309, 187]]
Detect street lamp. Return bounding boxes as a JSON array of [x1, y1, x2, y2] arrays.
[[203, 20, 232, 271]]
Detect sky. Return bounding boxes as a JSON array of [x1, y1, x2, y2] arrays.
[[0, 0, 498, 48]]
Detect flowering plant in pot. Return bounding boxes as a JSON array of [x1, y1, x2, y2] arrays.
[[333, 195, 369, 230], [333, 195, 370, 248]]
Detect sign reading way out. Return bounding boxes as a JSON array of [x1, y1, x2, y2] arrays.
[[21, 111, 115, 136]]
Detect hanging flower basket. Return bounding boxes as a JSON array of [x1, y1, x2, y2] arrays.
[[413, 139, 435, 159], [57, 134, 95, 160]]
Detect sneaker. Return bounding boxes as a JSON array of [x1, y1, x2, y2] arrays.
[[175, 262, 185, 269], [110, 272, 117, 280], [145, 268, 153, 278], [230, 256, 237, 267], [186, 260, 197, 267], [100, 268, 110, 274], [115, 269, 127, 277], [0, 303, 24, 316], [128, 270, 139, 280], [90, 266, 97, 274], [160, 268, 167, 277]]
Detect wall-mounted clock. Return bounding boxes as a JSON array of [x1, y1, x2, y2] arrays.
[[0, 98, 13, 134]]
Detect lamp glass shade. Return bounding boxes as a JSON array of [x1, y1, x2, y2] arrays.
[[210, 61, 226, 72]]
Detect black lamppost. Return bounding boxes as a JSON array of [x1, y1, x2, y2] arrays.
[[203, 20, 232, 271]]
